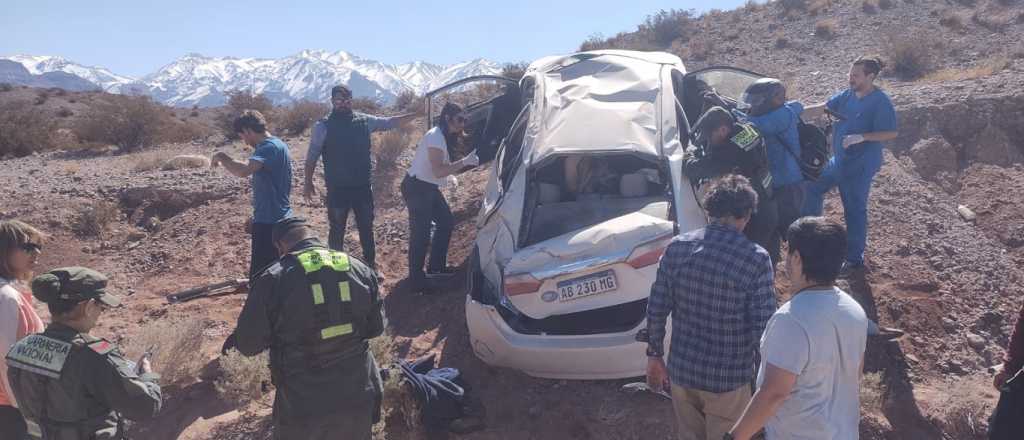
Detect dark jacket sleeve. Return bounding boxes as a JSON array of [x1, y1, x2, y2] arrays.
[[682, 147, 718, 184], [81, 349, 162, 421], [353, 261, 385, 339], [235, 271, 274, 356], [1004, 301, 1024, 374]]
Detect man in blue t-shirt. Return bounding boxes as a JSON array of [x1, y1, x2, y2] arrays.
[[743, 78, 807, 263], [213, 109, 294, 278], [801, 56, 898, 277]]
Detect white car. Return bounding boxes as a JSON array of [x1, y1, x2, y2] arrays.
[[426, 50, 767, 379]]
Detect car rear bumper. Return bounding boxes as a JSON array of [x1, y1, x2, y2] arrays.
[[465, 296, 650, 380]]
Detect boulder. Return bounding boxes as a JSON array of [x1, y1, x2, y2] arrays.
[[909, 137, 958, 180]]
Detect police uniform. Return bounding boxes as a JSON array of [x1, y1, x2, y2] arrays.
[[229, 218, 385, 440], [4, 268, 162, 440], [684, 107, 782, 263]]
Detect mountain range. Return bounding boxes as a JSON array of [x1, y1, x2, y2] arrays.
[[0, 51, 503, 107]]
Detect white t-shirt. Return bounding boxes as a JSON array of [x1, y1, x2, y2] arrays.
[[757, 286, 868, 440], [408, 126, 450, 186]]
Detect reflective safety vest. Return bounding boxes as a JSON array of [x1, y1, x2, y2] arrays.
[[295, 248, 358, 343]]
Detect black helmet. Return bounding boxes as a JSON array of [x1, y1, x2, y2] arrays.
[[741, 78, 786, 117]]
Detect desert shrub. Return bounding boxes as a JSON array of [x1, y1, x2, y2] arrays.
[[393, 90, 424, 115], [922, 56, 1010, 82], [277, 100, 328, 136], [215, 350, 271, 406], [34, 91, 49, 106], [775, 35, 792, 48], [53, 88, 67, 97], [373, 127, 413, 172], [351, 97, 383, 115], [862, 0, 879, 13], [940, 9, 968, 29], [189, 109, 199, 117], [501, 62, 529, 82], [75, 95, 171, 152], [684, 37, 715, 61], [639, 9, 697, 47], [0, 83, 12, 92], [878, 0, 896, 9], [0, 100, 57, 157], [123, 317, 206, 385], [780, 0, 809, 13], [886, 35, 939, 79], [808, 0, 831, 15], [972, 8, 1015, 31], [56, 107, 73, 118], [71, 200, 120, 236], [217, 90, 275, 139], [814, 19, 838, 38], [580, 33, 612, 52], [129, 149, 175, 172]]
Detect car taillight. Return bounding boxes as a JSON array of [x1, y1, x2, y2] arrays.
[[503, 273, 542, 296], [626, 236, 673, 269]]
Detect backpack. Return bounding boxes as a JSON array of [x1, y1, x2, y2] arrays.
[[777, 119, 830, 181]]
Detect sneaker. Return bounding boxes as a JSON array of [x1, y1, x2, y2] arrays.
[[838, 261, 866, 279]]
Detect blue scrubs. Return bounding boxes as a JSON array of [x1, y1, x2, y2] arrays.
[[802, 88, 897, 265]]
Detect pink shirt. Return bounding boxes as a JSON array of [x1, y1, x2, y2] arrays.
[[0, 278, 46, 407]]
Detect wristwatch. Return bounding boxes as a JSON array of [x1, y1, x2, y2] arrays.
[[645, 345, 663, 358]]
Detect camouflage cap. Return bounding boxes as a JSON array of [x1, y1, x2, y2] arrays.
[[31, 267, 122, 308], [693, 106, 735, 145]]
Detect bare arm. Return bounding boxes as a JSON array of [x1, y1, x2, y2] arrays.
[[214, 152, 263, 178], [729, 363, 798, 440], [428, 147, 468, 179], [861, 131, 898, 142], [802, 102, 828, 119]]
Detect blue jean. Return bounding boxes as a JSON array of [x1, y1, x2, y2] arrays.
[[801, 155, 881, 265]]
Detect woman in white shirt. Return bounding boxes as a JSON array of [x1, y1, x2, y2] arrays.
[[0, 220, 46, 439], [401, 103, 479, 294]]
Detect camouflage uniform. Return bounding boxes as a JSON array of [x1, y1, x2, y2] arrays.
[[231, 229, 385, 440], [4, 268, 161, 440]]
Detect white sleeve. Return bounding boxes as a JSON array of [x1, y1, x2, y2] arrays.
[[0, 286, 22, 407], [425, 130, 448, 153], [761, 313, 810, 376]]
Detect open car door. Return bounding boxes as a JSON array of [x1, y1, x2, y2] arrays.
[[425, 75, 521, 163], [677, 66, 765, 126]]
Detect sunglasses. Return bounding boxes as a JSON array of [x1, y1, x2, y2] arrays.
[[20, 243, 42, 254]]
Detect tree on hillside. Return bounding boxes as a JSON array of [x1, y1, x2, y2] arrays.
[[75, 95, 170, 152], [218, 90, 275, 139]]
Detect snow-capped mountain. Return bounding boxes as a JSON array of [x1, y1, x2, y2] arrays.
[[0, 50, 503, 107]]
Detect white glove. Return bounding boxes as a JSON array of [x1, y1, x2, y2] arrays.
[[446, 175, 459, 189], [461, 151, 480, 167], [842, 134, 865, 149]]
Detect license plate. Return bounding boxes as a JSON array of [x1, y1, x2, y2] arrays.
[[557, 270, 618, 302]]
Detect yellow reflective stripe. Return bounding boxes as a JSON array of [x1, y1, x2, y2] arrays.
[[320, 324, 354, 339], [339, 281, 351, 302], [311, 284, 324, 305], [297, 249, 351, 273]]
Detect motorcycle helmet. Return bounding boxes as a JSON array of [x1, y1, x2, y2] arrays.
[[741, 78, 786, 117]]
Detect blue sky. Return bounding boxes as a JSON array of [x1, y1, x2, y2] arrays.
[[2, 0, 747, 78]]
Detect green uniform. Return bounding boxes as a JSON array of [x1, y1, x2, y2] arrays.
[[5, 323, 162, 440], [233, 237, 385, 440]]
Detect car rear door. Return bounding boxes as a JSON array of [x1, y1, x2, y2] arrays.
[[424, 75, 521, 163]]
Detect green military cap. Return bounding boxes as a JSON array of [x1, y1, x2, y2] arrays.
[[31, 267, 122, 308], [693, 106, 735, 146], [272, 217, 309, 243]]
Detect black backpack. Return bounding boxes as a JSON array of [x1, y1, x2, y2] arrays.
[[777, 119, 830, 181]]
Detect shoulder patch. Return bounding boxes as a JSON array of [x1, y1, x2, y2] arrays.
[[731, 124, 761, 151], [87, 339, 115, 355], [6, 334, 73, 378]]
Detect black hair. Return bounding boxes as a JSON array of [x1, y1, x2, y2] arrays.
[[438, 102, 464, 152], [331, 85, 352, 99], [47, 300, 82, 318], [233, 109, 268, 134], [786, 216, 847, 284], [701, 174, 758, 219], [853, 55, 885, 77]]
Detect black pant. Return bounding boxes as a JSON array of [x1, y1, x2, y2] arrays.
[[0, 405, 28, 440], [327, 186, 376, 268], [774, 182, 806, 238], [744, 191, 780, 265], [250, 222, 278, 279], [401, 175, 454, 288]]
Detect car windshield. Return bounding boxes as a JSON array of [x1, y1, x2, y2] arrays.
[[522, 153, 670, 246]]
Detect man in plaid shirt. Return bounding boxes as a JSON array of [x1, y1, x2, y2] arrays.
[[645, 174, 777, 440]]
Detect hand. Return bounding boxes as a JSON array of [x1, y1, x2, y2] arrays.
[[221, 333, 238, 355], [842, 134, 865, 149], [994, 364, 1010, 390], [303, 184, 317, 204], [212, 152, 230, 165], [139, 357, 153, 374], [461, 151, 480, 168], [646, 357, 669, 392]]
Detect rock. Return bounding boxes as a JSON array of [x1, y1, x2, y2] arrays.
[[957, 205, 977, 222], [966, 333, 987, 351], [909, 137, 958, 180], [127, 231, 147, 242], [967, 124, 1023, 167], [941, 317, 959, 332]]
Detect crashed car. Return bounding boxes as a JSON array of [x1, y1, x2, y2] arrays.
[[426, 50, 768, 379]]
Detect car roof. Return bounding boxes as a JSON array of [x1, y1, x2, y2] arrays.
[[525, 51, 684, 162]]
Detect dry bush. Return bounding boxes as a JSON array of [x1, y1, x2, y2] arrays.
[[815, 19, 838, 38], [501, 62, 529, 82], [124, 317, 206, 385], [863, 0, 879, 14], [393, 90, 424, 115], [639, 9, 698, 47], [860, 372, 885, 413], [75, 95, 173, 152], [930, 376, 995, 439], [0, 100, 58, 157], [922, 56, 1010, 82], [973, 8, 1016, 31], [940, 9, 968, 29], [217, 90, 275, 140], [775, 35, 792, 48], [580, 33, 612, 52], [53, 88, 67, 97], [373, 127, 413, 172], [351, 97, 383, 115], [0, 83, 12, 92], [879, 0, 896, 9], [71, 200, 120, 236], [129, 149, 176, 172], [215, 351, 271, 406], [277, 100, 328, 136], [807, 0, 832, 15], [56, 107, 73, 118], [780, 0, 809, 14], [886, 35, 939, 79], [683, 36, 715, 61]]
